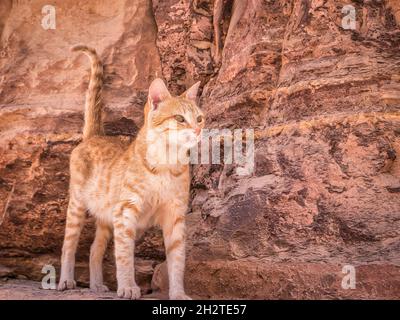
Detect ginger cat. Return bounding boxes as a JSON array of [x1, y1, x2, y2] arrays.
[[57, 45, 204, 300]]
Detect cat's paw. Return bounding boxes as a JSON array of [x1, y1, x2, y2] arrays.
[[57, 279, 76, 291], [117, 285, 141, 300], [170, 292, 192, 300], [90, 284, 109, 293]]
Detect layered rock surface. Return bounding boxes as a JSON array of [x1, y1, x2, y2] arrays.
[[0, 0, 399, 299]]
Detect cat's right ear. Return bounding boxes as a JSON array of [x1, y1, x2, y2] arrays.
[[148, 78, 171, 110]]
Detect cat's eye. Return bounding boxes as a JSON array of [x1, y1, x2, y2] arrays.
[[197, 115, 203, 123], [175, 115, 185, 123]]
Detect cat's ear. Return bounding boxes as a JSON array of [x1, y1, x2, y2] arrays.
[[182, 81, 201, 102], [148, 78, 171, 110]]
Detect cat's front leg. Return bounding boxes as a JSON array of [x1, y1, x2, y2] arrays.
[[162, 203, 191, 300], [113, 201, 141, 300]]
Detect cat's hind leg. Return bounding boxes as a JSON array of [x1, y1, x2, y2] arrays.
[[58, 196, 86, 291], [89, 221, 112, 292]]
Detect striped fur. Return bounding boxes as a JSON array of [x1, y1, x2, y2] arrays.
[[58, 46, 204, 300], [71, 45, 104, 140]]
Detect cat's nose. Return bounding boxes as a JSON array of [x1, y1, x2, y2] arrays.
[[194, 127, 201, 136]]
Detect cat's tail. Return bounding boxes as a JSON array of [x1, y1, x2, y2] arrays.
[[71, 44, 104, 140]]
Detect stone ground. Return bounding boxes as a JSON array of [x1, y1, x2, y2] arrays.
[[0, 279, 167, 300]]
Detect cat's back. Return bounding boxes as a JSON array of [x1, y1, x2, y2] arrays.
[[70, 136, 130, 179]]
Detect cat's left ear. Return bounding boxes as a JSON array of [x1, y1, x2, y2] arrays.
[[182, 81, 201, 102], [148, 78, 171, 110]]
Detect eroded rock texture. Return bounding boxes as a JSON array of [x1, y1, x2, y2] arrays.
[[0, 0, 399, 299]]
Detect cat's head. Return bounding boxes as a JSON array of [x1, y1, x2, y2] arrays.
[[144, 78, 205, 150]]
